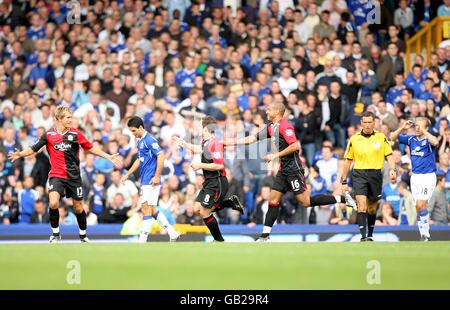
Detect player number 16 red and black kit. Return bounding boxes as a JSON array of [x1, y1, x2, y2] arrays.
[[256, 119, 306, 195]]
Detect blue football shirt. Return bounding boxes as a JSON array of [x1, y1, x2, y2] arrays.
[[398, 134, 436, 174], [137, 131, 163, 185]]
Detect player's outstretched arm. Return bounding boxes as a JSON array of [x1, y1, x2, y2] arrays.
[[390, 120, 412, 141], [191, 162, 224, 172], [172, 136, 202, 153], [7, 147, 35, 162], [222, 135, 257, 147], [88, 145, 122, 167], [121, 158, 141, 184]]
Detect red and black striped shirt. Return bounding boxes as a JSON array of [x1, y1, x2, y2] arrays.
[[256, 119, 304, 172], [31, 128, 93, 180], [201, 138, 226, 179]]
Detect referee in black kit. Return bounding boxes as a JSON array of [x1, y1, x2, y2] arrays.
[[341, 111, 397, 241]]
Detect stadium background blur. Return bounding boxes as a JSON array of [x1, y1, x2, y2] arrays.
[[0, 0, 449, 231]]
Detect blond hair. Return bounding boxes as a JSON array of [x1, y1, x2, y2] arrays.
[[415, 117, 431, 128], [271, 101, 286, 115], [54, 105, 72, 120]]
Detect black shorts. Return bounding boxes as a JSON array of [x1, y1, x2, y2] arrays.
[[352, 169, 383, 201], [48, 177, 84, 201], [272, 170, 306, 195], [196, 176, 229, 209]]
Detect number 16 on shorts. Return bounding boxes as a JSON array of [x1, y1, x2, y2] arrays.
[[291, 180, 300, 190]]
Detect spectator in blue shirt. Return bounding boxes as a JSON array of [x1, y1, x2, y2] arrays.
[[60, 206, 77, 225], [176, 55, 197, 98], [438, 0, 450, 17], [81, 153, 98, 190], [386, 72, 406, 104], [382, 179, 401, 218], [309, 165, 328, 196], [49, 1, 66, 25], [108, 30, 126, 53], [358, 58, 378, 104], [436, 152, 450, 190], [207, 24, 227, 49], [29, 50, 54, 88], [18, 177, 39, 223], [164, 0, 191, 22], [404, 64, 425, 98], [347, 0, 374, 26], [418, 78, 434, 101], [241, 47, 263, 81], [27, 13, 46, 40], [89, 173, 107, 216], [312, 140, 338, 165]]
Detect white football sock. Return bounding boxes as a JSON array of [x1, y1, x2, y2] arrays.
[[420, 214, 430, 238], [155, 211, 176, 237], [139, 216, 153, 242], [262, 226, 272, 234], [417, 216, 423, 237]]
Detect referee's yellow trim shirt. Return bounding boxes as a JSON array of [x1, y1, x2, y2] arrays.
[[344, 130, 393, 170]]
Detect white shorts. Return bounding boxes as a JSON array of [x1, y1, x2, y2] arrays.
[[139, 185, 161, 206], [410, 173, 436, 202]]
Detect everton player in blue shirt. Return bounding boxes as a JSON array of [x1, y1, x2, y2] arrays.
[[122, 116, 180, 242], [391, 118, 439, 241]]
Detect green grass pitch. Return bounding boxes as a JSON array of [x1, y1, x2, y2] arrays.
[[1, 242, 449, 290]]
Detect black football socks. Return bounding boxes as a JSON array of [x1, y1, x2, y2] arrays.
[[310, 194, 344, 206], [357, 212, 367, 238], [49, 208, 60, 236], [75, 210, 88, 239], [260, 202, 280, 238], [367, 213, 376, 237], [203, 214, 224, 241]]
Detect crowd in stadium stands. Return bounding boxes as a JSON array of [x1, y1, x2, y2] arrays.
[[0, 0, 449, 228]]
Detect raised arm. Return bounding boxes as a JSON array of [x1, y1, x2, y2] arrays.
[[418, 124, 439, 147], [390, 120, 412, 141], [172, 136, 202, 153]]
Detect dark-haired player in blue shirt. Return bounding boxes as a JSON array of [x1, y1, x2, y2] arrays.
[[122, 116, 180, 242]]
